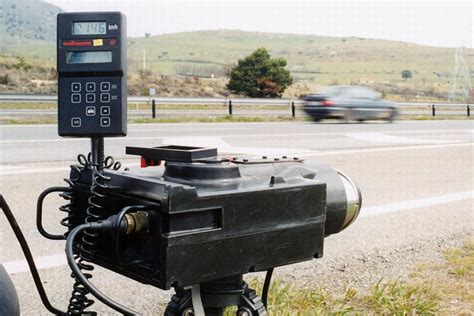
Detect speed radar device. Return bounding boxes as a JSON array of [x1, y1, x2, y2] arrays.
[[57, 12, 127, 137], [1, 11, 364, 316]]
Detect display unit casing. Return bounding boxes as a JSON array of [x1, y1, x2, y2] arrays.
[[57, 12, 127, 137]]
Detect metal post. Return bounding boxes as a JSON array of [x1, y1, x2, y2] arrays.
[[432, 104, 435, 117], [467, 104, 470, 117], [228, 100, 233, 116], [152, 99, 156, 119], [291, 101, 295, 118]]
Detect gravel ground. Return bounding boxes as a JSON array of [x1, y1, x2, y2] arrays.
[[265, 197, 472, 291]]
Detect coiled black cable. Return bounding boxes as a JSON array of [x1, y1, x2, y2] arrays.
[[63, 153, 92, 314], [66, 220, 139, 315], [59, 156, 88, 237], [67, 138, 122, 315], [67, 175, 97, 311], [3, 143, 124, 315], [60, 152, 120, 239]]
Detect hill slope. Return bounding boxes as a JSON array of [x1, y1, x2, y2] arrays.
[[0, 1, 472, 100], [0, 0, 60, 47], [5, 30, 471, 98], [5, 29, 470, 82], [128, 30, 468, 82]]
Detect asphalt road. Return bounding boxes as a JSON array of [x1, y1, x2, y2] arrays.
[[0, 120, 473, 315]]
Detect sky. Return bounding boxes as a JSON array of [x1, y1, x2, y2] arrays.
[[44, 0, 473, 48]]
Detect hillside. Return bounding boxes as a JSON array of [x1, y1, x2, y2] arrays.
[[127, 31, 473, 98], [2, 30, 473, 100], [0, 0, 60, 48], [0, 1, 472, 100], [6, 29, 469, 82]]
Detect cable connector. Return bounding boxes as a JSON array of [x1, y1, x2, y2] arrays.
[[123, 211, 149, 235], [66, 217, 140, 315], [86, 211, 149, 235]]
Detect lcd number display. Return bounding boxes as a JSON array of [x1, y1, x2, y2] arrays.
[[66, 51, 112, 64], [73, 21, 106, 35]]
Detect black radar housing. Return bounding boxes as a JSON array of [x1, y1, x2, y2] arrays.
[[66, 146, 362, 290]]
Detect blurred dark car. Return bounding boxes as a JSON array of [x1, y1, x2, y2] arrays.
[[302, 85, 399, 122]]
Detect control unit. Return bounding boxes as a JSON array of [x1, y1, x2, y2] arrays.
[[57, 12, 127, 137]]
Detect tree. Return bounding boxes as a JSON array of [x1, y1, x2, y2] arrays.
[[227, 48, 293, 97], [401, 70, 412, 81]]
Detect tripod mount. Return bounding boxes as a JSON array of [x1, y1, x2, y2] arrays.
[[165, 275, 267, 316]]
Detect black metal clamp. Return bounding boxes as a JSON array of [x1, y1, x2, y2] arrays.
[[36, 186, 71, 240]]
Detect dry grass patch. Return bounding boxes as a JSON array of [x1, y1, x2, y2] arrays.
[[444, 238, 474, 277], [220, 238, 473, 315], [0, 102, 56, 110], [130, 115, 303, 124], [223, 278, 439, 315]]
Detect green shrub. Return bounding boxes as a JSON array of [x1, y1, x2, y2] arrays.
[[227, 48, 293, 98]]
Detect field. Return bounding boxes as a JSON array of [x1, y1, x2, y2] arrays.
[[1, 30, 473, 100]]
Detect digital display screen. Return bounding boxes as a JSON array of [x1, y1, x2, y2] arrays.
[[66, 51, 112, 64], [73, 21, 106, 35]]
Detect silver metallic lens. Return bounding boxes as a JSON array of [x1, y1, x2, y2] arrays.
[[337, 170, 362, 231]]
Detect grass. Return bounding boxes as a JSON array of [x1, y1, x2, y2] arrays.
[[444, 238, 474, 277], [234, 279, 357, 315], [410, 115, 473, 121], [130, 115, 302, 124], [223, 278, 439, 315], [1, 117, 57, 125], [364, 280, 439, 314], [222, 238, 474, 315], [0, 102, 56, 110], [0, 102, 203, 111], [129, 103, 287, 111], [0, 102, 225, 111]]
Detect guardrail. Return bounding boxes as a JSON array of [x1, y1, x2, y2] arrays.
[[0, 94, 471, 118]]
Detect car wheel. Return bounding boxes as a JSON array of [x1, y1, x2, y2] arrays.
[[386, 109, 397, 123], [312, 117, 321, 122], [344, 109, 354, 123]]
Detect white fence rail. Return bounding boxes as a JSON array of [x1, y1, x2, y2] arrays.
[[0, 94, 471, 117]]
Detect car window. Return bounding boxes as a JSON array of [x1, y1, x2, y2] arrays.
[[321, 86, 342, 96], [343, 87, 379, 99]]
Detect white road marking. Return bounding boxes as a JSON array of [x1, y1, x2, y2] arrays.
[[128, 127, 252, 132], [361, 191, 474, 218], [0, 138, 83, 144], [386, 129, 473, 135], [344, 132, 458, 144], [295, 142, 473, 157], [3, 190, 472, 274], [0, 166, 71, 175], [0, 165, 25, 171], [0, 162, 138, 176], [0, 123, 262, 130], [3, 254, 66, 274]]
